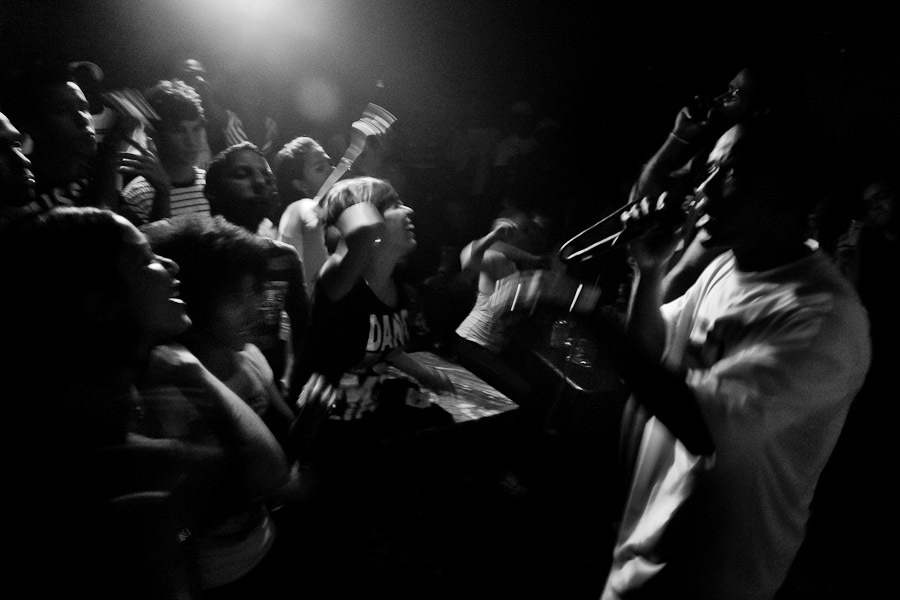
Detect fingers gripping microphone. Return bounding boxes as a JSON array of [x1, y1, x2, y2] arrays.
[[559, 190, 696, 264]]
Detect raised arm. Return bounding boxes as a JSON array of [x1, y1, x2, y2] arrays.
[[460, 219, 517, 273], [317, 202, 384, 301], [149, 343, 289, 499], [632, 105, 717, 204]]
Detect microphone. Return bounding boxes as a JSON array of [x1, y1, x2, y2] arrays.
[[559, 191, 696, 264]]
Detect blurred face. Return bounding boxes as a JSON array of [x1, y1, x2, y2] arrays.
[[713, 69, 761, 125], [37, 81, 96, 157], [0, 112, 35, 205], [862, 181, 897, 230], [695, 125, 766, 249], [211, 149, 276, 230], [179, 59, 209, 97], [116, 216, 191, 343], [206, 274, 260, 352], [159, 119, 204, 168], [381, 197, 416, 255], [298, 145, 333, 197]]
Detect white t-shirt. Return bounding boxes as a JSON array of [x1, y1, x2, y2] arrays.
[[603, 250, 871, 600]]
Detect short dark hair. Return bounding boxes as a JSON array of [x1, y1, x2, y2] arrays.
[[142, 213, 269, 329], [146, 79, 205, 130], [273, 136, 323, 199], [204, 141, 266, 201]]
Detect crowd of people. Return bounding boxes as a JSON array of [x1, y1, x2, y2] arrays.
[[0, 46, 896, 600]]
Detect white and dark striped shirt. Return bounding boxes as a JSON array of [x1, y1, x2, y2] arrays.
[[121, 167, 210, 225]]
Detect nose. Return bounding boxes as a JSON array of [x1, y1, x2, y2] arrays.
[[157, 255, 180, 276], [14, 147, 32, 171], [75, 108, 93, 129]]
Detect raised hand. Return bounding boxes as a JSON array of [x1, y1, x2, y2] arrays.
[[118, 142, 171, 194], [620, 191, 695, 271], [289, 373, 339, 454]]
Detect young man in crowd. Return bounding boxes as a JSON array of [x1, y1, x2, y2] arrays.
[[205, 142, 311, 402], [120, 79, 209, 226]]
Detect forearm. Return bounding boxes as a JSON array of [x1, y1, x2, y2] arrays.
[[587, 307, 714, 456], [460, 228, 503, 272], [633, 133, 698, 202], [627, 264, 668, 362], [320, 202, 384, 300], [87, 144, 127, 210], [190, 365, 289, 497], [148, 187, 172, 222], [386, 349, 444, 390]]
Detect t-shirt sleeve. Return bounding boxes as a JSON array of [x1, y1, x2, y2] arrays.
[[121, 176, 155, 224], [241, 343, 276, 386]]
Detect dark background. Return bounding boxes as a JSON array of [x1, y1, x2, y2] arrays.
[[3, 0, 899, 225]]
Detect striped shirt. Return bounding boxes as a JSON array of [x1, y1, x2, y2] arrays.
[[122, 167, 210, 225]]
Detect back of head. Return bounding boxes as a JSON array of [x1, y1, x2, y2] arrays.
[[0, 207, 130, 388], [320, 176, 398, 228], [730, 114, 825, 224], [1, 61, 74, 135], [736, 56, 804, 120]]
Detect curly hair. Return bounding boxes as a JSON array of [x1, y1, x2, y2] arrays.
[[142, 213, 269, 329], [146, 79, 206, 130]]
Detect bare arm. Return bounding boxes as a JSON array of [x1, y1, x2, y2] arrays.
[[149, 344, 289, 499], [317, 202, 384, 301], [632, 106, 717, 203], [460, 220, 516, 273], [386, 349, 455, 393]]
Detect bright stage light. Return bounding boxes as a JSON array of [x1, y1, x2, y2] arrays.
[[292, 75, 341, 123]]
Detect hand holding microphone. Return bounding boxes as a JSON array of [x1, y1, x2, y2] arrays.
[[620, 191, 698, 270]]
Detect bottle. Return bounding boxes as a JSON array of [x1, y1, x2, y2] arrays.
[[550, 318, 571, 348]]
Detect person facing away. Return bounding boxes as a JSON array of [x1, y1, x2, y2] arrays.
[[597, 115, 871, 599], [273, 136, 334, 294], [119, 79, 209, 226], [203, 141, 311, 401]]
